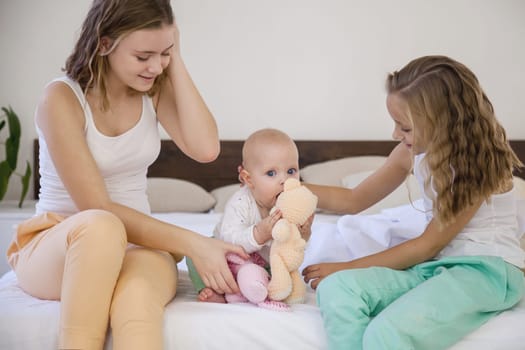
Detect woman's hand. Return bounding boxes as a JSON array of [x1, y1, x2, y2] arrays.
[[298, 213, 314, 241], [170, 22, 181, 56], [189, 236, 249, 294], [302, 262, 350, 289], [166, 22, 182, 78]]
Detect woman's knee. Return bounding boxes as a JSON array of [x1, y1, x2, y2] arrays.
[[113, 249, 177, 304], [70, 209, 127, 249]]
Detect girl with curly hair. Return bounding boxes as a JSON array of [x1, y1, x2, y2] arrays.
[[303, 55, 524, 350]]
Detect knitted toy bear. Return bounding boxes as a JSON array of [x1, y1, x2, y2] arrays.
[[267, 178, 318, 304]]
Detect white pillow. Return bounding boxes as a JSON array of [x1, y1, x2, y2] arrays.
[[341, 170, 421, 215], [147, 178, 216, 213], [210, 184, 241, 212], [300, 156, 387, 186]]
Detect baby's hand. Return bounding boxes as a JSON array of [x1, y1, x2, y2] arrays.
[[254, 209, 282, 244], [298, 213, 314, 241]]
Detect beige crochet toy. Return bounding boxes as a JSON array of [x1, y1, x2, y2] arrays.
[[267, 178, 318, 304]]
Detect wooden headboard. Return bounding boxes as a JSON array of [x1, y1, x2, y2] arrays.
[[32, 139, 525, 199]]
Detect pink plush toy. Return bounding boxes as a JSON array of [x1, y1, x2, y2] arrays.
[[224, 253, 290, 311]]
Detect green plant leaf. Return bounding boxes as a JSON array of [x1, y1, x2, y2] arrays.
[[18, 161, 32, 208], [0, 160, 13, 200], [5, 138, 19, 170], [3, 106, 21, 170], [2, 106, 21, 139], [1, 105, 31, 206]]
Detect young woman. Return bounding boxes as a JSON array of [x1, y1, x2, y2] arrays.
[[6, 1, 246, 349]]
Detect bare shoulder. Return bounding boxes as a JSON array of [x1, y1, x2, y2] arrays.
[[36, 80, 85, 131], [384, 142, 413, 173], [40, 80, 78, 104]]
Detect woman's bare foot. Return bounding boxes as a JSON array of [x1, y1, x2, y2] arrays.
[[198, 287, 226, 303]]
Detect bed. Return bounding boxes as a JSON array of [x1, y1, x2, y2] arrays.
[[1, 139, 524, 350]]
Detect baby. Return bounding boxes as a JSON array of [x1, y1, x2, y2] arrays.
[[187, 128, 313, 307]]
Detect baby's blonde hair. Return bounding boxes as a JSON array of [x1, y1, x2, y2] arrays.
[[387, 56, 522, 226], [242, 128, 298, 170]]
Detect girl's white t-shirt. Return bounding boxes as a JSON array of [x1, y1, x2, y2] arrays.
[[414, 153, 525, 268]]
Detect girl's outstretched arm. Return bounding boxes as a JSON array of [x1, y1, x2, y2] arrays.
[[303, 199, 483, 289], [305, 143, 413, 215]]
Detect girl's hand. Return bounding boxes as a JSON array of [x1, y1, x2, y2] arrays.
[[254, 209, 282, 244], [190, 236, 249, 294], [302, 262, 349, 289], [298, 213, 314, 241]]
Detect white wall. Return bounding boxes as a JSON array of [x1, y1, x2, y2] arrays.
[[1, 0, 524, 199]]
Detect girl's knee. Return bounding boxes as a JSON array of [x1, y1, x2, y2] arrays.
[[317, 271, 356, 310], [317, 273, 342, 301], [317, 270, 376, 321], [318, 270, 363, 299]]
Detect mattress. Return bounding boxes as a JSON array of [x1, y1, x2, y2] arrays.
[[1, 208, 524, 350]]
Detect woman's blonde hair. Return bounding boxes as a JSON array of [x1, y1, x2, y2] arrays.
[[386, 55, 522, 226], [64, 0, 174, 110]]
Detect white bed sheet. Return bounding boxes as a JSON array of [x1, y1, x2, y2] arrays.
[[1, 209, 524, 350]]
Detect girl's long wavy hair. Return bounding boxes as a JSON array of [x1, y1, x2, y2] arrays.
[[64, 0, 174, 110], [387, 55, 522, 226]]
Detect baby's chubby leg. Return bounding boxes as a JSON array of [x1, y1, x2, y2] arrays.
[[199, 287, 226, 303]]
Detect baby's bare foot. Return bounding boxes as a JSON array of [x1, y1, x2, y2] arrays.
[[198, 287, 226, 303]]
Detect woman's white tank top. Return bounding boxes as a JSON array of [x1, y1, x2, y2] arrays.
[[35, 77, 161, 216]]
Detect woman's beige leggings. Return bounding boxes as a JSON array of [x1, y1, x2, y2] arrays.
[[7, 209, 177, 350]]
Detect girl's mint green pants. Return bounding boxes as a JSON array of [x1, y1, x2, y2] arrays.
[[316, 256, 524, 350]]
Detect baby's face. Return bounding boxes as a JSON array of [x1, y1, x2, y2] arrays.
[[246, 142, 300, 211]]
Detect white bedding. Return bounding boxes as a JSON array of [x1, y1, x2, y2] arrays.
[[1, 207, 525, 350]]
